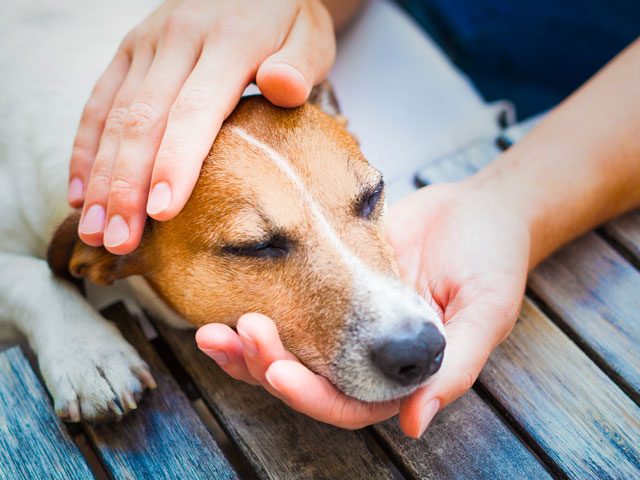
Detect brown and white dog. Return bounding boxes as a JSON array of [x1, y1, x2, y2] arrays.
[[1, 1, 445, 423]]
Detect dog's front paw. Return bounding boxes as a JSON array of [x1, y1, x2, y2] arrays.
[[39, 322, 156, 423]]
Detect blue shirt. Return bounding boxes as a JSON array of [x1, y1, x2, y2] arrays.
[[395, 0, 639, 119]]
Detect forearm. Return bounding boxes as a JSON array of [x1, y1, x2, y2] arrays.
[[468, 38, 640, 269]]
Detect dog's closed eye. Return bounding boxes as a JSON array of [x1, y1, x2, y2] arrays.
[[356, 178, 385, 220], [223, 234, 291, 259]]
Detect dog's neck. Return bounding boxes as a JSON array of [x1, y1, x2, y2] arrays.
[[125, 276, 193, 330]]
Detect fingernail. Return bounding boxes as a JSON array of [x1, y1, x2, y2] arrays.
[[103, 214, 130, 247], [147, 181, 172, 215], [237, 328, 258, 357], [200, 348, 229, 364], [418, 399, 440, 437], [79, 204, 105, 234], [265, 370, 290, 402], [264, 370, 276, 389], [273, 62, 306, 85], [68, 177, 84, 204]]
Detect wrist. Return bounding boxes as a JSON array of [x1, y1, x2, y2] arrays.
[[462, 149, 556, 270]]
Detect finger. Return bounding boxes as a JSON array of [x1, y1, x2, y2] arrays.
[[398, 311, 500, 438], [265, 360, 399, 429], [78, 50, 153, 247], [146, 45, 252, 221], [102, 38, 200, 254], [257, 3, 336, 107], [68, 51, 131, 207], [195, 323, 260, 385], [235, 313, 297, 385]]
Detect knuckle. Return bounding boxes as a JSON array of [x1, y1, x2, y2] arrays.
[[164, 10, 201, 40], [156, 143, 186, 165], [123, 100, 158, 138], [87, 169, 113, 194], [211, 17, 237, 40], [120, 31, 137, 52], [104, 107, 128, 136], [174, 84, 210, 114], [82, 95, 103, 122], [70, 145, 93, 167], [109, 177, 139, 202]]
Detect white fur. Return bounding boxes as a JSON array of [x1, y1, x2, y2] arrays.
[[0, 0, 161, 421]]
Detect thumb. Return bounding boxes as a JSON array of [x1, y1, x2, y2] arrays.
[[398, 308, 504, 438], [257, 3, 335, 107]]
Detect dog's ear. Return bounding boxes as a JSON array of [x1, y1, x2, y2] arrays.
[[47, 211, 146, 286], [308, 80, 348, 126]]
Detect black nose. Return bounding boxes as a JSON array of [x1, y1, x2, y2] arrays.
[[371, 323, 446, 386]]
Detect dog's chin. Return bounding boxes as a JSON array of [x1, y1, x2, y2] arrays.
[[328, 369, 440, 403]]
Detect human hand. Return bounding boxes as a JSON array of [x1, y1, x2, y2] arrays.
[[385, 180, 530, 436], [70, 0, 335, 254], [196, 179, 531, 437], [195, 314, 401, 429]]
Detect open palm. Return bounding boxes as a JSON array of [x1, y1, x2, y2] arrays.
[[386, 181, 530, 435]]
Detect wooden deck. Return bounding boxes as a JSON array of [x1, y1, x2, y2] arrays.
[[2, 122, 640, 479]]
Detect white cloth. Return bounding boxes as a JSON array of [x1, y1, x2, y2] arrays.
[[329, 0, 512, 201]]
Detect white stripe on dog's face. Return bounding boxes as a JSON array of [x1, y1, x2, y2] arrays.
[[231, 127, 357, 269], [231, 126, 445, 402]]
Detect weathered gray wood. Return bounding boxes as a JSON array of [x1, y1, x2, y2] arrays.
[[0, 346, 95, 480], [152, 319, 395, 480], [374, 390, 551, 480], [529, 233, 640, 402], [85, 303, 238, 480], [480, 299, 640, 479], [603, 209, 640, 261]]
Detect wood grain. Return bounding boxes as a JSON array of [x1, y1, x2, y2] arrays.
[[152, 319, 396, 480], [85, 303, 238, 480], [480, 299, 640, 479], [529, 233, 640, 402], [373, 390, 551, 479], [0, 346, 95, 480]]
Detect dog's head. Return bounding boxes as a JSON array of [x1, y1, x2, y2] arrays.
[[49, 83, 446, 402]]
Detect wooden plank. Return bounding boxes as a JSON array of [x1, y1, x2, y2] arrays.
[[152, 319, 396, 480], [0, 346, 95, 480], [603, 209, 640, 261], [480, 299, 640, 478], [528, 233, 640, 402], [85, 303, 238, 480], [373, 390, 551, 479]]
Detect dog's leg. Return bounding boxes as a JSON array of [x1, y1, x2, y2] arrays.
[[0, 252, 155, 422]]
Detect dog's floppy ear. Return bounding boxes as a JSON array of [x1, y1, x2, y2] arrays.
[[47, 211, 146, 286], [308, 80, 348, 126]]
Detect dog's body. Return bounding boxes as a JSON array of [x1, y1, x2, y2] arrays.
[[1, 1, 445, 423]]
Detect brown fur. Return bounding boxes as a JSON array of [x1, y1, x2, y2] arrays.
[[48, 93, 397, 375]]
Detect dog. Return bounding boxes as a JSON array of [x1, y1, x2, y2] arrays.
[[1, 1, 445, 423]]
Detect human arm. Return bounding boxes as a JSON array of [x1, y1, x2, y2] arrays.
[[197, 38, 640, 437], [69, 0, 365, 254]]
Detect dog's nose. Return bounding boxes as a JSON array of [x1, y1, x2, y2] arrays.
[[371, 323, 445, 386]]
